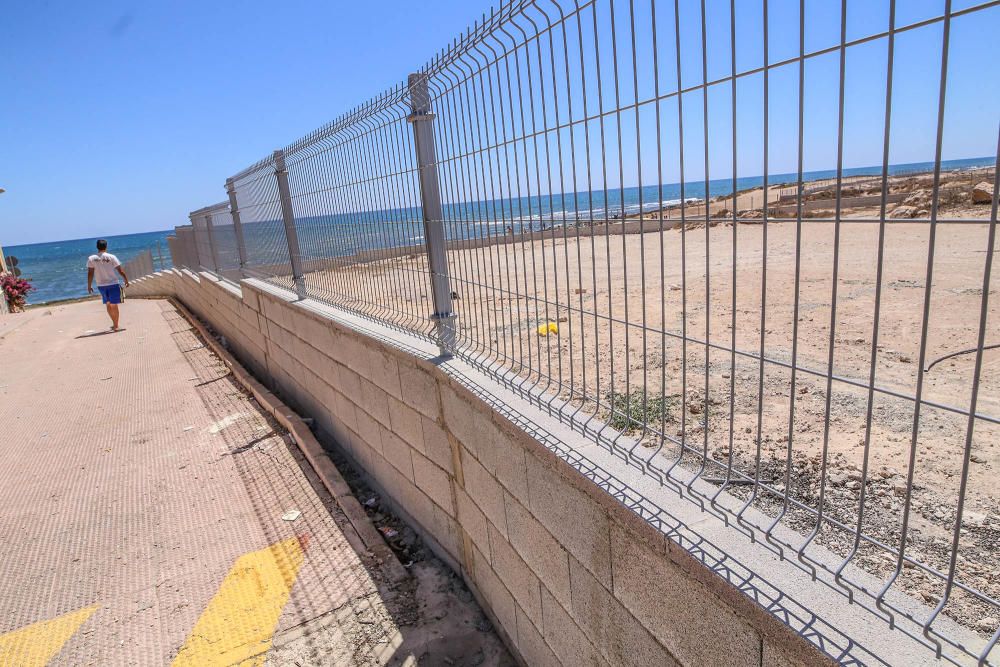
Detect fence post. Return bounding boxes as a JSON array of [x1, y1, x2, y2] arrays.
[[407, 72, 455, 356], [225, 178, 249, 278], [156, 242, 164, 272], [204, 214, 220, 273], [273, 149, 307, 300]]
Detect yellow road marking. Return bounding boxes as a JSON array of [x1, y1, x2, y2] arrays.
[[172, 537, 306, 666], [0, 605, 98, 667]]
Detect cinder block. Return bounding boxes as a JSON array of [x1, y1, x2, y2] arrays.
[[411, 451, 454, 516], [456, 487, 490, 559], [367, 448, 396, 491], [312, 351, 341, 389], [379, 426, 414, 480], [296, 309, 331, 352], [541, 586, 608, 667], [461, 450, 507, 538], [336, 366, 362, 401], [505, 493, 571, 609], [398, 363, 440, 419], [421, 417, 454, 475], [360, 380, 391, 427], [340, 332, 372, 377], [569, 556, 678, 667], [515, 604, 560, 667], [762, 640, 810, 667], [441, 385, 499, 472], [526, 456, 612, 586], [488, 523, 542, 627], [368, 348, 402, 399], [354, 409, 382, 455], [388, 396, 424, 452], [609, 521, 761, 667], [429, 502, 462, 565], [261, 295, 288, 329], [471, 545, 517, 644], [326, 328, 351, 367], [332, 391, 358, 434], [242, 288, 261, 313], [493, 434, 529, 502]]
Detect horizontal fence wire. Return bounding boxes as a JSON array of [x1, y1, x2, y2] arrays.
[[174, 226, 198, 271], [230, 158, 294, 286], [189, 209, 216, 272], [278, 85, 437, 338], [182, 0, 1000, 663], [120, 249, 155, 280], [204, 204, 241, 281]]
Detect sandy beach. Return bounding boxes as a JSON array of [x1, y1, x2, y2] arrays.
[[290, 166, 998, 632]]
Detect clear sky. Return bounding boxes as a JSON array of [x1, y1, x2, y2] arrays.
[[1, 0, 997, 246], [0, 0, 479, 245]]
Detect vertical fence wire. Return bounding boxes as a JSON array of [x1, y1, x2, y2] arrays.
[[184, 0, 1000, 662]]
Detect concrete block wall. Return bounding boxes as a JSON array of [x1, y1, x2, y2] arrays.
[[128, 270, 829, 667]]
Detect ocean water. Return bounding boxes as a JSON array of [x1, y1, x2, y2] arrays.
[[8, 156, 993, 305], [5, 230, 173, 305], [219, 156, 995, 271]]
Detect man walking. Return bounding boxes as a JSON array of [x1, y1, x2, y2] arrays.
[[87, 239, 129, 331]]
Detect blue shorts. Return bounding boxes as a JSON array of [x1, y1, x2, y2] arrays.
[[98, 284, 123, 304]]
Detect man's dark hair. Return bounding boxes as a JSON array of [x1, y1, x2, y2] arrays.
[[96, 239, 108, 251]]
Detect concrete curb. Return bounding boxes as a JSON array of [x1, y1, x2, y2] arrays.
[[168, 297, 409, 585]]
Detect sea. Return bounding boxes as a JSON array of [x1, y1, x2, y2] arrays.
[[6, 156, 992, 306], [5, 230, 174, 306]]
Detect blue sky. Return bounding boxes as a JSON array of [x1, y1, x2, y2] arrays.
[[1, 0, 997, 246]]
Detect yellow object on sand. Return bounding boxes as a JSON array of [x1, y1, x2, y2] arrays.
[[537, 322, 559, 336]]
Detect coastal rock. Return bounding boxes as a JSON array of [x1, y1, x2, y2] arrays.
[[972, 181, 994, 204], [978, 617, 999, 633], [889, 205, 918, 219], [903, 189, 931, 208], [964, 511, 988, 528]]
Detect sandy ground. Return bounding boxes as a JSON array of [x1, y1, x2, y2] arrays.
[[293, 169, 999, 635], [0, 300, 511, 666]]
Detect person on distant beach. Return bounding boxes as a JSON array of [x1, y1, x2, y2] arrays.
[[86, 239, 129, 331]]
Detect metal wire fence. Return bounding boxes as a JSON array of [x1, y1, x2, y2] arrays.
[[120, 245, 170, 281], [167, 0, 1000, 662], [120, 249, 153, 280]]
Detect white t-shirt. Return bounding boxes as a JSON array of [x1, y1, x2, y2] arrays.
[[87, 252, 122, 287]]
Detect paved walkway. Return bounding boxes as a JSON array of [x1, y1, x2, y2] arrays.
[[0, 300, 509, 666]]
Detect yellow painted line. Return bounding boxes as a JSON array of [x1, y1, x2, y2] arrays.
[[0, 605, 98, 667], [172, 536, 306, 666]]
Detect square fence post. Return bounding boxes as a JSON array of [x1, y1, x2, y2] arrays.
[[183, 227, 196, 271], [273, 149, 307, 300], [225, 178, 249, 278], [407, 72, 456, 356], [204, 214, 220, 273]]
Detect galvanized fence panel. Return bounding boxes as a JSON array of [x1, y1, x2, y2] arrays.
[[188, 0, 1000, 662], [225, 157, 296, 286], [199, 203, 242, 281]]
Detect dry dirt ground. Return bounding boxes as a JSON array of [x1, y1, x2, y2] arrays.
[[298, 168, 999, 637]]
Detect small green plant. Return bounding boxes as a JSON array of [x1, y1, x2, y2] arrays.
[[605, 391, 676, 433]]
